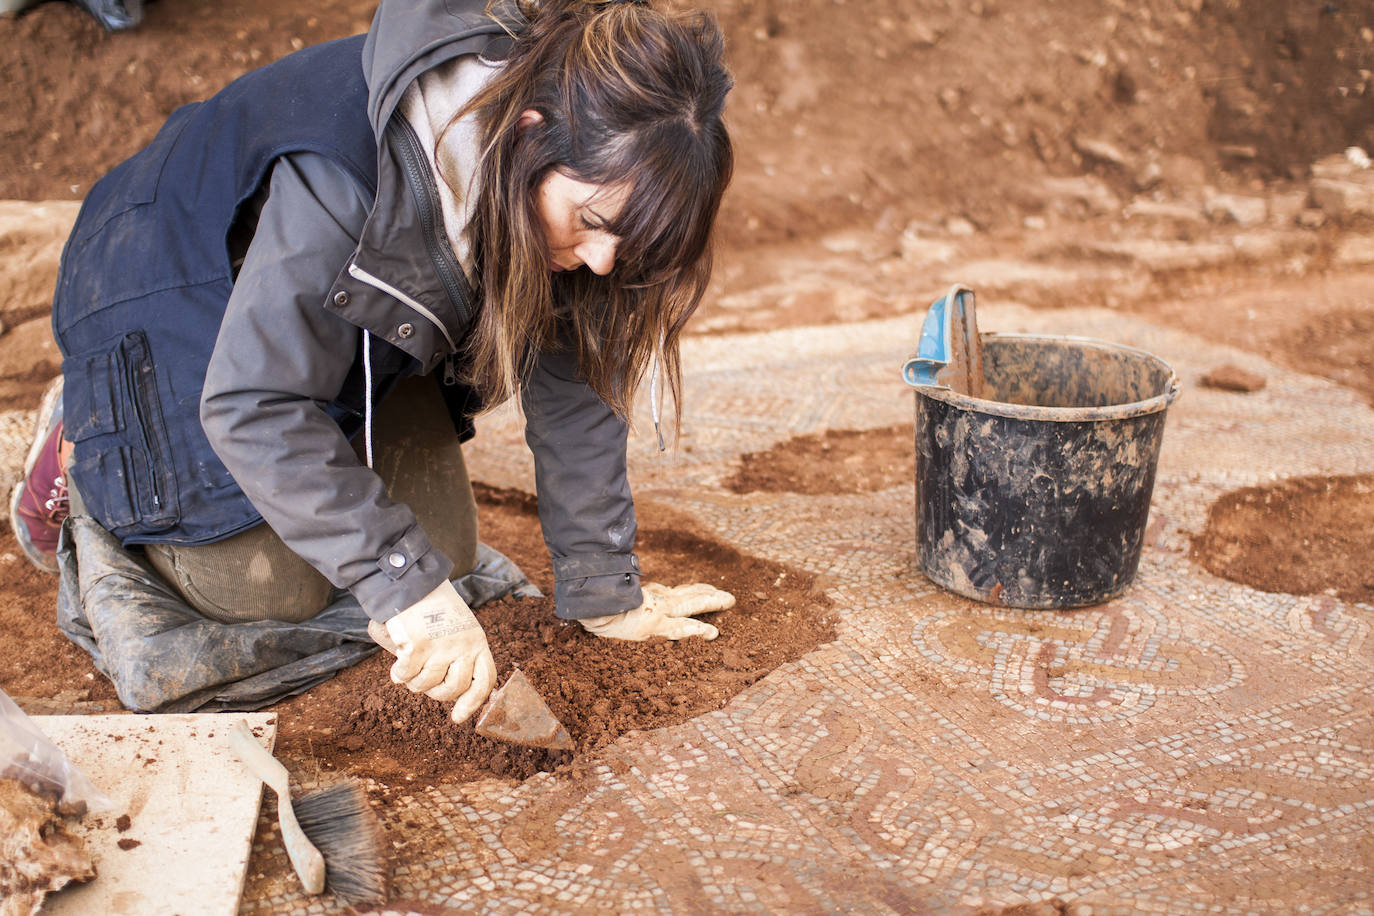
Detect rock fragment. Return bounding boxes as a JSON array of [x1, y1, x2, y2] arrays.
[[1308, 148, 1374, 222], [1073, 136, 1131, 169], [1334, 236, 1374, 267], [1123, 198, 1204, 223], [1204, 193, 1268, 227], [1310, 177, 1374, 222], [1133, 160, 1164, 191], [1037, 175, 1120, 215], [1311, 151, 1365, 180], [1201, 365, 1266, 393]]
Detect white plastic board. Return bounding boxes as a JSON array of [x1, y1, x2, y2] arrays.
[[34, 712, 276, 916]]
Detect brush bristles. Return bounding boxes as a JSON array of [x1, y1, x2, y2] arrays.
[[294, 780, 389, 905]]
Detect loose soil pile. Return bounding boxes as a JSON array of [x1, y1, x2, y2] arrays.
[[1191, 472, 1374, 604], [268, 484, 835, 785]]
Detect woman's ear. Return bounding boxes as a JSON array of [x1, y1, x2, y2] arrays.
[[516, 108, 544, 132]]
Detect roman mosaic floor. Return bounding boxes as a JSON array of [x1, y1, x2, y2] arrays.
[[9, 303, 1372, 914], [297, 305, 1371, 914]]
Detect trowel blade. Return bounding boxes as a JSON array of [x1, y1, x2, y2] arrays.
[[474, 669, 573, 751]]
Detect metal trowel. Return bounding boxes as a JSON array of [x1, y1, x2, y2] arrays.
[[474, 669, 573, 751], [902, 283, 985, 396], [366, 621, 573, 750]]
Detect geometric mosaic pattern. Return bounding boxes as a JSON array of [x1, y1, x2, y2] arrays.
[[909, 596, 1247, 724], [143, 306, 1373, 914]]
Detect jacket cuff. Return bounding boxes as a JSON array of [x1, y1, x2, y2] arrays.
[[553, 552, 643, 620], [351, 526, 455, 622]]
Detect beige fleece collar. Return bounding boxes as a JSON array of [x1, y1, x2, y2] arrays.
[[397, 54, 503, 280]]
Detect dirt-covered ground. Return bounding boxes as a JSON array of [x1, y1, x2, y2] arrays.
[[0, 0, 1371, 805]]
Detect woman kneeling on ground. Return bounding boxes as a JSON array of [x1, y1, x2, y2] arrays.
[[10, 0, 735, 722]]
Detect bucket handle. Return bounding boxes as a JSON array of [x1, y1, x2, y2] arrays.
[[902, 283, 976, 389]]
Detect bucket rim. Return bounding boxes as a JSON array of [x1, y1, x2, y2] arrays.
[[911, 332, 1181, 422]]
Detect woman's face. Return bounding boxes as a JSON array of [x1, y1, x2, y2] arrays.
[[535, 169, 630, 276]]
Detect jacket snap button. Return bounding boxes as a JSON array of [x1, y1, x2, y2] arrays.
[[333, 290, 349, 306], [388, 552, 406, 569], [397, 322, 414, 339]]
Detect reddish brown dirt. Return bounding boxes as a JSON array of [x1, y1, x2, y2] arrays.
[[2, 0, 1371, 403], [0, 532, 116, 704], [1191, 473, 1374, 604], [0, 1, 379, 203], [273, 484, 834, 785], [1114, 273, 1374, 410], [1278, 308, 1374, 403], [725, 423, 914, 495], [3, 0, 1372, 240], [975, 902, 1070, 916]]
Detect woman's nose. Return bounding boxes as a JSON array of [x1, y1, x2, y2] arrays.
[[576, 238, 618, 276]]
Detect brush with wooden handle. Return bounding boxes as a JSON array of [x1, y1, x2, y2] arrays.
[[227, 719, 387, 904]]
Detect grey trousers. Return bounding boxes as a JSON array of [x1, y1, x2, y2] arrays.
[[141, 375, 479, 624]]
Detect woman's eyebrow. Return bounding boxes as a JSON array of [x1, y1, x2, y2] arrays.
[[579, 188, 625, 227], [582, 204, 618, 231]]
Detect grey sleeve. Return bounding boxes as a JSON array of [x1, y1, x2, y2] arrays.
[[200, 152, 453, 622], [522, 345, 643, 619]]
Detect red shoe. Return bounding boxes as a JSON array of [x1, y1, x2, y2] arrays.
[[8, 379, 66, 574]]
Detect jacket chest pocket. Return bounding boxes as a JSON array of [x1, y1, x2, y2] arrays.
[[63, 331, 180, 535]]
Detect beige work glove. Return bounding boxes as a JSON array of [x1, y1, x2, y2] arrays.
[[578, 582, 736, 641], [366, 580, 496, 724]]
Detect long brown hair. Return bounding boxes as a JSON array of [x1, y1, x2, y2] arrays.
[[451, 0, 733, 423]]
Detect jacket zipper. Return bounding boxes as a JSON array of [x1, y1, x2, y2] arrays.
[[388, 115, 474, 327], [125, 349, 164, 513]]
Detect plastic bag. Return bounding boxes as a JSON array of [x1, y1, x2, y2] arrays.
[[0, 687, 112, 816], [71, 0, 144, 30], [0, 0, 145, 29]]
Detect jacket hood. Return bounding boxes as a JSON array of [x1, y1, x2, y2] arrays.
[[361, 0, 520, 140]]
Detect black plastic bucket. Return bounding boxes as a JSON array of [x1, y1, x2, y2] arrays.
[[913, 334, 1180, 609]]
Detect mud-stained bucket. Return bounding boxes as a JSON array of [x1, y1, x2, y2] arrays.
[[903, 292, 1180, 608]]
